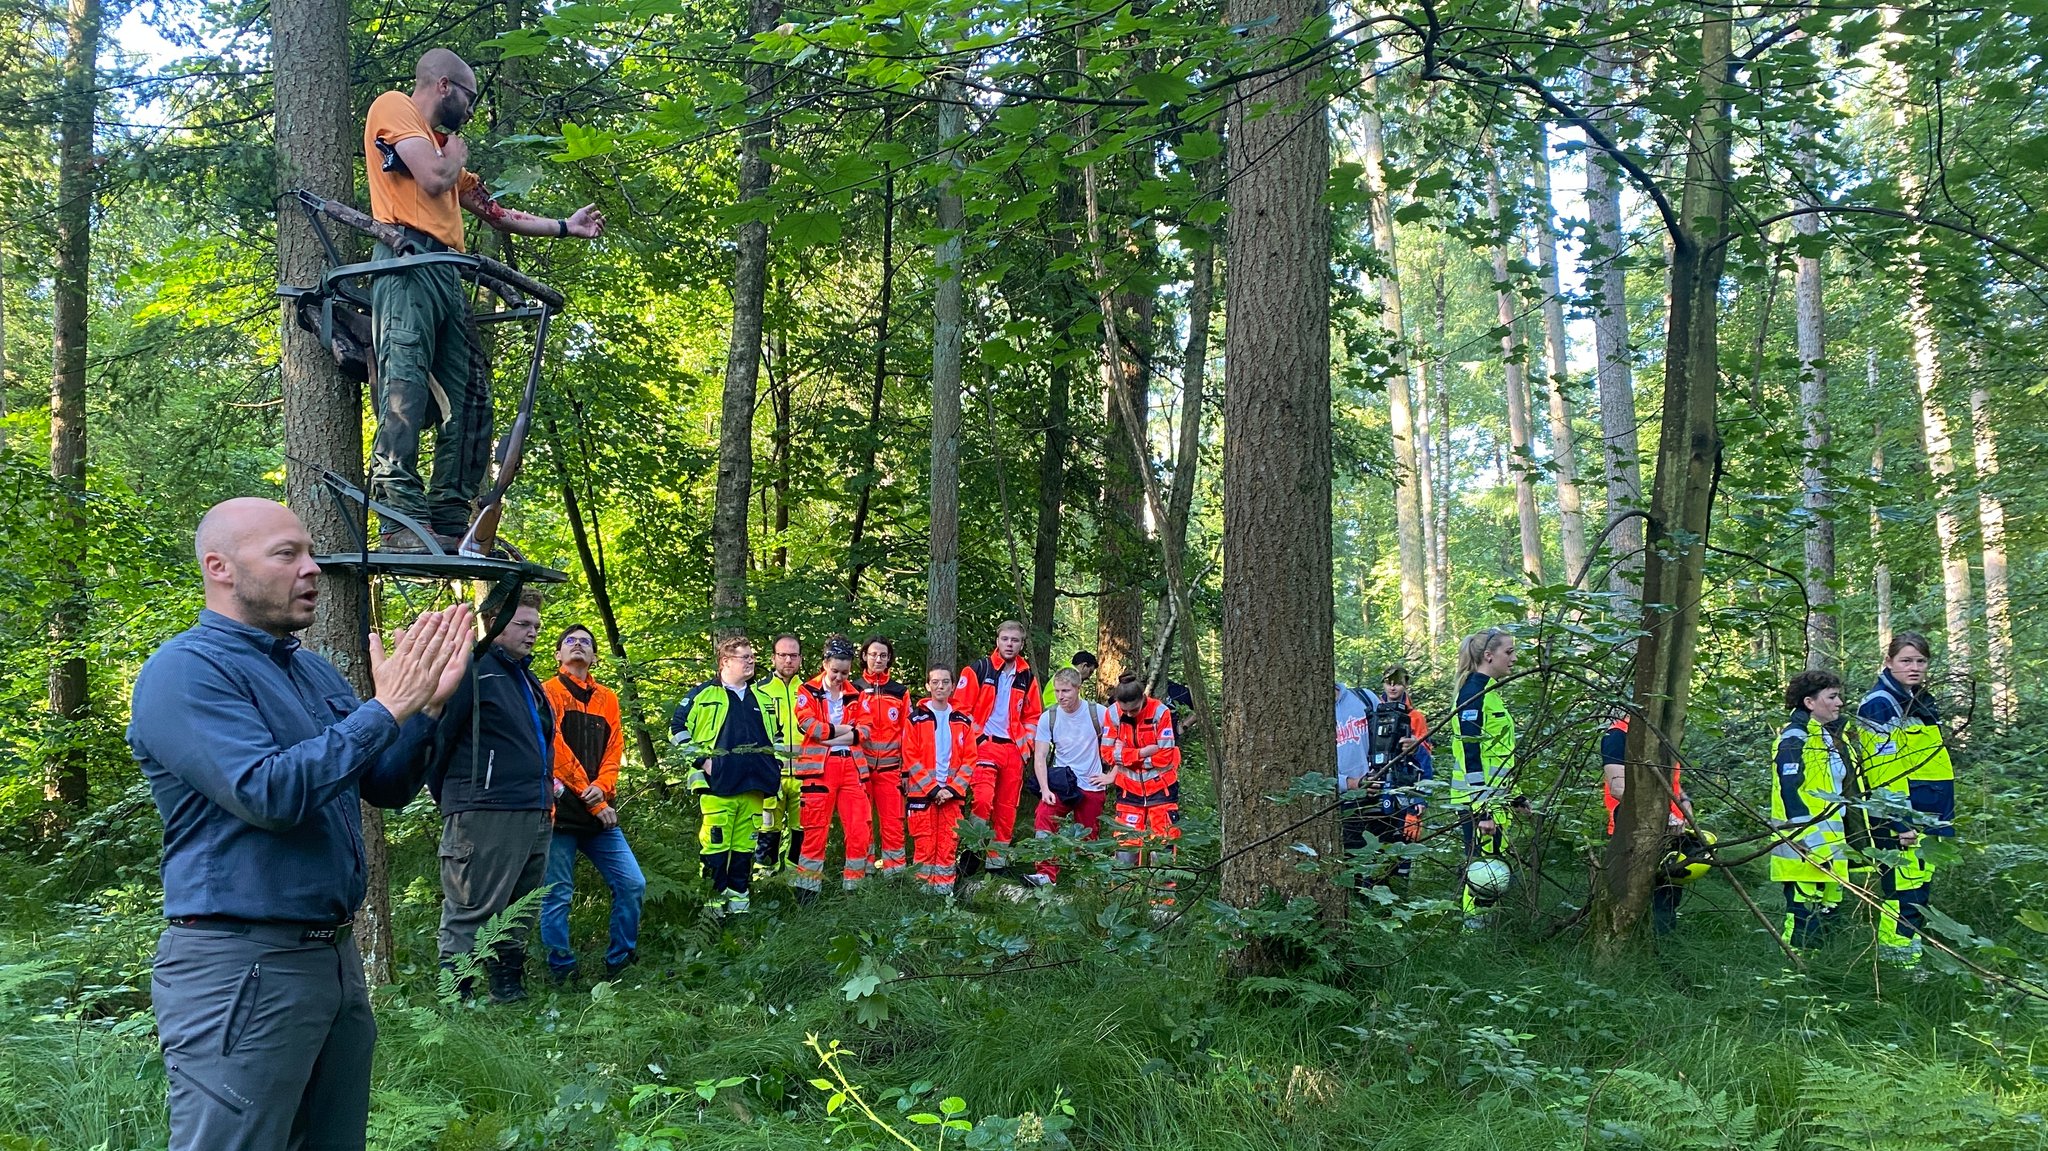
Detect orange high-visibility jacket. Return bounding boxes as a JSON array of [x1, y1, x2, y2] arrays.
[[1102, 697, 1180, 801], [854, 673, 910, 771], [957, 652, 1042, 749], [794, 676, 869, 779], [902, 700, 979, 803], [543, 672, 624, 821]]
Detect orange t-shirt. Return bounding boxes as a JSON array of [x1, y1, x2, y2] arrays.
[[363, 90, 480, 251]]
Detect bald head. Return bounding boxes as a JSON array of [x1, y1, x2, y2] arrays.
[[415, 49, 474, 89], [195, 498, 323, 636]]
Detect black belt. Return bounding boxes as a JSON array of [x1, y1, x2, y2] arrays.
[[169, 916, 353, 946], [396, 226, 452, 255], [982, 735, 1014, 745]]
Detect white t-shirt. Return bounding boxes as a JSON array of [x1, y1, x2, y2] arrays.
[[1036, 702, 1110, 791], [986, 666, 1016, 739], [929, 704, 957, 784]]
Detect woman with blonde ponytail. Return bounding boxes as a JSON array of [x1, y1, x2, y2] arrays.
[[1451, 628, 1520, 925]]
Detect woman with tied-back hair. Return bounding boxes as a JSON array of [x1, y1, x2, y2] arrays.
[[1854, 632, 1953, 967], [1450, 628, 1521, 927], [1772, 669, 1852, 949]]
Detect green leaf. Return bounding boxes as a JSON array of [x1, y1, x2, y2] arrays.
[[773, 210, 844, 248], [1176, 131, 1223, 163], [809, 1078, 835, 1091], [940, 1096, 967, 1116], [2018, 909, 2048, 934]]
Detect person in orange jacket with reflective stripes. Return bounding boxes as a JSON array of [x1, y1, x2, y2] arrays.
[[1102, 674, 1181, 897], [791, 636, 872, 901], [854, 635, 910, 877], [902, 664, 979, 896], [956, 620, 1042, 870]]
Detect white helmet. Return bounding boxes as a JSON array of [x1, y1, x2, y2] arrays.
[[1465, 857, 1513, 901]]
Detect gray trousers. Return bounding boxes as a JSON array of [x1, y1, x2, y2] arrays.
[[438, 808, 552, 962], [151, 924, 375, 1151]]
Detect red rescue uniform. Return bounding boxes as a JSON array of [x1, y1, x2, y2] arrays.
[[854, 673, 910, 875], [1103, 696, 1182, 897], [957, 651, 1042, 866], [793, 677, 872, 892], [902, 700, 979, 895]]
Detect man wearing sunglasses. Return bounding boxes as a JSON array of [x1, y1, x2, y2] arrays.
[[362, 48, 607, 553]]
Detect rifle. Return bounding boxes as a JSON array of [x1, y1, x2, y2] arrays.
[[295, 190, 566, 311]]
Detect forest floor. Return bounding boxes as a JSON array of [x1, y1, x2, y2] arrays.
[[3, 749, 2046, 1151]]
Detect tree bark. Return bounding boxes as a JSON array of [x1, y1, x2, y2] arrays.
[[275, 0, 391, 980], [1360, 75, 1428, 656], [1486, 169, 1545, 595], [927, 80, 965, 671], [1869, 353, 1892, 656], [710, 0, 781, 629], [1416, 351, 1444, 649], [768, 354, 792, 571], [845, 147, 896, 601], [1530, 128, 1589, 585], [1096, 189, 1154, 689], [1430, 267, 1452, 646], [1594, 8, 1731, 950], [1792, 132, 1835, 670], [1584, 0, 1643, 597], [1029, 352, 1072, 675], [1217, 0, 1338, 917], [44, 0, 101, 814], [1970, 378, 2013, 722]]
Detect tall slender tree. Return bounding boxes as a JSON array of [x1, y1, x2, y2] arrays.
[[1970, 375, 2013, 721], [1584, 0, 1644, 596], [45, 0, 100, 813], [1218, 0, 1337, 915], [710, 0, 782, 628], [1486, 167, 1545, 594], [927, 80, 965, 670], [274, 0, 390, 978], [1530, 128, 1589, 585], [1793, 125, 1835, 669]]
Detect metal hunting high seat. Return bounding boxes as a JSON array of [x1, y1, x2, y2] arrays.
[[280, 189, 569, 633]]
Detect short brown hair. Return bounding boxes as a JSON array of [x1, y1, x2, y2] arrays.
[[996, 620, 1027, 640], [1887, 632, 1933, 661], [1786, 669, 1843, 712], [714, 632, 753, 661]]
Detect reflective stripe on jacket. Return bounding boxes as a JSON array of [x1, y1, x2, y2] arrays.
[[854, 674, 909, 770], [1769, 709, 1849, 884], [1102, 697, 1179, 800], [669, 680, 784, 797], [1856, 670, 1954, 789], [795, 677, 868, 778], [958, 652, 1042, 748], [1449, 673, 1514, 809], [903, 701, 979, 803]]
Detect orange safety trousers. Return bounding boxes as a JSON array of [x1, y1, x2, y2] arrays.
[[794, 752, 872, 892], [1114, 800, 1181, 904], [908, 796, 966, 894], [866, 764, 907, 873], [971, 739, 1026, 862]]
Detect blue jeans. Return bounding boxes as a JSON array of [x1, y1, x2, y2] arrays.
[[540, 826, 646, 972]]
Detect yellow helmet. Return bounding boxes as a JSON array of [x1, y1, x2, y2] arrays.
[[1660, 829, 1718, 885]]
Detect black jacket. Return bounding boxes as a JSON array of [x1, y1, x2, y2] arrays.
[[431, 645, 556, 814]]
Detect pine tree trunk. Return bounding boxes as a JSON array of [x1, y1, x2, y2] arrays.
[[45, 0, 100, 815], [1487, 170, 1545, 594], [1970, 381, 2013, 722], [1584, 0, 1643, 597], [1360, 77, 1428, 655], [1792, 142, 1835, 670], [845, 154, 896, 602], [1869, 353, 1892, 657], [1218, 0, 1338, 918], [1096, 156, 1155, 689], [927, 83, 965, 671], [1595, 8, 1731, 951], [275, 0, 391, 980], [1530, 129, 1589, 585], [710, 0, 781, 629]]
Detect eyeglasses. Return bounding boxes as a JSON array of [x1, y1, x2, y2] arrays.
[[559, 635, 594, 649], [446, 76, 479, 107]]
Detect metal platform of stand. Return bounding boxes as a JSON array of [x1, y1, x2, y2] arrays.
[[313, 551, 568, 584]]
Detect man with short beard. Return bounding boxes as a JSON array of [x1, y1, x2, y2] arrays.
[[362, 48, 606, 551], [130, 498, 472, 1151]]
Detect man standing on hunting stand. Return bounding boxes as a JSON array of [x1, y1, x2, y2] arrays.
[[362, 48, 605, 552]]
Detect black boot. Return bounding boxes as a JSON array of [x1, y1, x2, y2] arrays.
[[438, 957, 477, 1002], [485, 956, 528, 1005]]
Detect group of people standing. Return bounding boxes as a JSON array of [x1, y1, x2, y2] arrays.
[[667, 622, 1186, 912]]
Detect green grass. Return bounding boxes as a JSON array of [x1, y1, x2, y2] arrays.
[[3, 781, 2046, 1151]]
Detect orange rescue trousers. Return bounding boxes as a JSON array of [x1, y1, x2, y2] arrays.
[[971, 739, 1026, 866], [865, 763, 907, 874], [1114, 800, 1181, 904], [908, 797, 966, 894], [794, 751, 872, 892]]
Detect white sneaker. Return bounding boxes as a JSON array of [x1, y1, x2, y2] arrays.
[[1020, 873, 1051, 889]]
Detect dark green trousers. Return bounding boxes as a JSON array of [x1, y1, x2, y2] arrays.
[[369, 242, 493, 535]]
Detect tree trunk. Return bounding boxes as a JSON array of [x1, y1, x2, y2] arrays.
[[1217, 0, 1338, 917], [927, 81, 965, 671], [845, 147, 896, 602], [275, 0, 391, 980], [710, 0, 781, 629], [1430, 269, 1452, 645], [769, 361, 792, 571], [1029, 352, 1071, 675], [1487, 170, 1545, 594], [1970, 379, 2013, 723], [1360, 75, 1428, 656], [1869, 354, 1892, 657], [550, 422, 664, 779], [1096, 248, 1153, 687], [1594, 8, 1731, 950], [1166, 200, 1215, 564], [1584, 0, 1643, 597], [44, 0, 100, 815], [1792, 135, 1835, 670], [1416, 352, 1444, 649], [1530, 128, 1589, 585]]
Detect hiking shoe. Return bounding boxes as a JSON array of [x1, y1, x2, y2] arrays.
[[1020, 873, 1052, 889], [604, 951, 638, 979], [547, 965, 579, 988], [793, 887, 818, 906], [379, 526, 458, 554], [484, 959, 528, 1005]]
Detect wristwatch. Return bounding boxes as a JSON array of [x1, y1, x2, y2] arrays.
[[556, 217, 568, 238]]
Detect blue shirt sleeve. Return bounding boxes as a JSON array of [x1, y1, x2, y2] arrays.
[[1600, 726, 1627, 766], [1857, 691, 1901, 729], [358, 710, 440, 809], [131, 646, 401, 833], [1775, 729, 1809, 819]]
